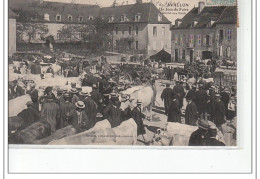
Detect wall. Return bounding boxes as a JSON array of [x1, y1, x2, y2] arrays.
[[147, 23, 171, 56], [9, 19, 16, 56], [171, 28, 217, 63], [215, 24, 237, 61], [112, 23, 148, 54]]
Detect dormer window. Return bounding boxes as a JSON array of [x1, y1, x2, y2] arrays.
[[68, 15, 73, 21], [175, 19, 182, 27], [207, 20, 215, 27], [109, 16, 114, 22], [89, 15, 93, 20], [44, 13, 50, 21], [135, 13, 141, 21], [79, 16, 83, 22], [191, 20, 198, 27], [56, 14, 61, 21], [158, 13, 162, 22], [121, 14, 126, 22]]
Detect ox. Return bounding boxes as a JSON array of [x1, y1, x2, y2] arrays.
[[49, 119, 137, 145], [9, 121, 51, 144], [151, 122, 225, 146], [32, 125, 77, 144], [119, 85, 156, 120]]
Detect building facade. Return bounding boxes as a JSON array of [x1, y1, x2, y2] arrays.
[[171, 2, 237, 63], [9, 0, 171, 56]]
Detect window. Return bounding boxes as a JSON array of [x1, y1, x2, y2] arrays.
[[227, 30, 232, 40], [135, 14, 141, 21], [135, 26, 138, 35], [219, 29, 224, 41], [180, 35, 183, 44], [135, 41, 139, 50], [68, 15, 73, 21], [109, 16, 114, 22], [153, 26, 157, 37], [197, 35, 201, 45], [57, 33, 61, 39], [128, 26, 132, 35], [158, 13, 162, 22], [175, 34, 179, 44], [79, 16, 83, 22], [128, 41, 132, 49], [226, 47, 231, 57], [189, 35, 194, 45], [197, 50, 201, 57], [44, 13, 50, 21], [206, 35, 210, 45], [182, 49, 185, 59], [89, 15, 93, 20], [162, 27, 165, 36], [56, 14, 61, 21], [115, 27, 118, 35], [219, 46, 223, 56], [121, 15, 126, 22]]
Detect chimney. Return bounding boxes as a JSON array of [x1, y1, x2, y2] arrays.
[[198, 2, 205, 14], [136, 0, 142, 4]]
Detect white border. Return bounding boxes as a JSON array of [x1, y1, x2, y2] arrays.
[[2, 0, 256, 176]]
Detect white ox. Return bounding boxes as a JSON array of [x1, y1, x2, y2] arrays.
[[41, 63, 61, 75], [49, 119, 137, 145], [119, 85, 156, 120], [151, 122, 225, 146]]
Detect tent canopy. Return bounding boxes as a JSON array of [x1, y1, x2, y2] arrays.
[[150, 49, 171, 63]]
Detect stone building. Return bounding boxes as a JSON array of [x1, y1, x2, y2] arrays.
[[171, 2, 237, 63], [9, 0, 171, 56]]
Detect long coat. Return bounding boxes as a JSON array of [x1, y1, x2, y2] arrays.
[[185, 89, 196, 101], [167, 99, 181, 123], [103, 104, 122, 128], [214, 100, 226, 126], [131, 106, 146, 136], [185, 101, 198, 126], [68, 110, 92, 133], [173, 84, 185, 108], [194, 89, 208, 114], [41, 102, 60, 133], [90, 90, 102, 111], [161, 87, 174, 115], [59, 101, 76, 129], [83, 97, 97, 124], [71, 94, 80, 105], [188, 128, 209, 146]]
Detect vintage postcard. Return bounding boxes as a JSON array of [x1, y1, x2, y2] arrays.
[[8, 0, 238, 147]]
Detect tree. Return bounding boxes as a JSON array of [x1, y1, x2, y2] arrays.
[[16, 22, 49, 43]]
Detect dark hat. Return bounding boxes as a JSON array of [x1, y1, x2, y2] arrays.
[[57, 89, 63, 94], [136, 100, 142, 105], [13, 80, 18, 84], [166, 83, 170, 87], [46, 95, 53, 100], [70, 88, 78, 94], [71, 82, 76, 87], [196, 119, 210, 130], [26, 101, 33, 106]]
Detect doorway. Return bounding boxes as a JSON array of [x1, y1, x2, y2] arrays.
[[175, 49, 179, 62], [190, 50, 194, 63]]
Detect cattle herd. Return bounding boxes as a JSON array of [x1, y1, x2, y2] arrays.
[[8, 52, 237, 146]]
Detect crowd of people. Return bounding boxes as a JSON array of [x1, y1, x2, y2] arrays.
[[161, 78, 237, 146]]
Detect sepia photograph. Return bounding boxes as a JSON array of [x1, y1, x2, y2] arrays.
[[8, 0, 238, 147]]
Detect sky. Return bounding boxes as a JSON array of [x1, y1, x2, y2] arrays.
[[43, 0, 202, 23]]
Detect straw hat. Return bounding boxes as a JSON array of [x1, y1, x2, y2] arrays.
[[75, 101, 85, 109], [196, 120, 210, 130]]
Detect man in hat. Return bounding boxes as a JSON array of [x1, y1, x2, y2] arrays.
[[167, 94, 181, 123], [8, 82, 14, 100], [68, 101, 91, 133], [185, 97, 198, 126], [28, 83, 39, 113], [161, 83, 175, 115], [54, 89, 65, 106], [173, 80, 185, 109], [58, 93, 76, 129], [194, 84, 208, 120], [185, 84, 197, 101], [81, 90, 97, 126], [12, 80, 25, 98], [90, 84, 102, 111], [13, 66, 21, 74], [71, 88, 80, 105], [41, 95, 60, 133], [103, 95, 122, 128], [17, 101, 39, 129], [46, 64, 54, 74], [131, 100, 149, 143], [121, 98, 134, 121], [208, 86, 216, 121], [214, 94, 226, 131], [188, 119, 210, 146], [206, 125, 225, 146], [220, 88, 230, 114]]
